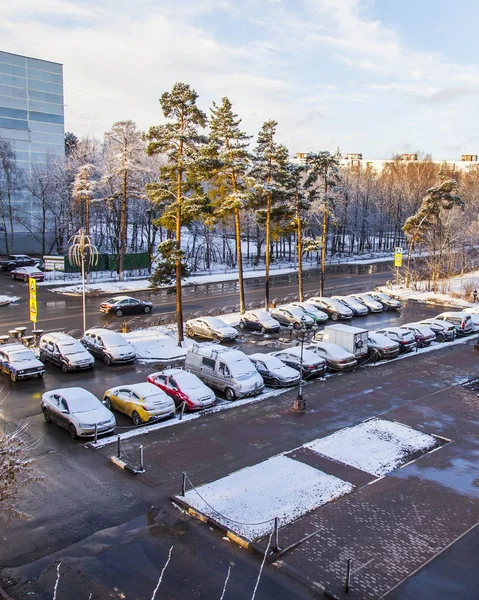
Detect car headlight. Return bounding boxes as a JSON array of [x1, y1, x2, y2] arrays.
[[17, 370, 24, 374]]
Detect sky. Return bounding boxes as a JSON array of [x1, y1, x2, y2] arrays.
[[1, 0, 478, 160]]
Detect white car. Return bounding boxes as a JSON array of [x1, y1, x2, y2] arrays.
[[270, 347, 327, 378], [331, 296, 368, 316], [81, 328, 136, 365], [436, 312, 473, 336], [367, 291, 401, 310], [306, 341, 357, 370], [186, 317, 238, 341], [348, 293, 383, 313], [400, 323, 436, 347], [460, 312, 479, 332], [308, 297, 353, 320], [418, 318, 456, 342], [41, 387, 116, 439], [375, 327, 416, 352], [239, 310, 281, 334], [289, 302, 329, 323], [249, 353, 300, 387], [271, 306, 315, 329]]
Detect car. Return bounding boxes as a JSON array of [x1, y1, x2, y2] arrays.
[[367, 291, 401, 310], [239, 310, 281, 334], [270, 306, 315, 329], [418, 318, 456, 342], [367, 332, 400, 360], [460, 311, 479, 332], [10, 266, 45, 282], [331, 296, 368, 317], [41, 387, 116, 439], [148, 368, 216, 411], [306, 341, 357, 370], [436, 312, 473, 336], [400, 323, 436, 347], [185, 317, 238, 342], [39, 332, 95, 372], [81, 328, 136, 364], [375, 327, 416, 352], [307, 297, 353, 320], [249, 353, 300, 387], [289, 302, 329, 323], [0, 343, 45, 381], [0, 254, 42, 271], [348, 293, 384, 313], [103, 382, 176, 425], [99, 295, 153, 317], [270, 347, 326, 378]]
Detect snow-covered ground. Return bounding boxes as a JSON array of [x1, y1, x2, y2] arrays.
[[305, 418, 438, 477], [0, 294, 19, 306], [379, 284, 473, 308], [180, 455, 352, 540], [123, 327, 185, 363]]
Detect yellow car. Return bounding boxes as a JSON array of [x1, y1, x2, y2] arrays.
[[103, 382, 175, 426]]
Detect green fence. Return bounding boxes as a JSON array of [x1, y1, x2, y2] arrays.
[[63, 252, 150, 273]]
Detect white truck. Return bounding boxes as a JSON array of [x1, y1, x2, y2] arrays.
[[321, 324, 368, 358]]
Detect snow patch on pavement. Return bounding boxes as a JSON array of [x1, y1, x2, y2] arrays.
[[123, 326, 186, 363], [0, 294, 19, 306], [180, 455, 352, 540], [305, 418, 438, 477]]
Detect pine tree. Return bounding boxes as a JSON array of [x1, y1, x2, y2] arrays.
[[209, 98, 251, 314], [249, 121, 290, 309], [145, 83, 210, 345]]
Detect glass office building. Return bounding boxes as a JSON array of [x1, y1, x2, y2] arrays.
[[0, 51, 64, 252]]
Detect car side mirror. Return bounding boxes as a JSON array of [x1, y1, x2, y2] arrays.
[[61, 409, 69, 414]]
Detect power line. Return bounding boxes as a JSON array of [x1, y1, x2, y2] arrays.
[[64, 84, 161, 116]]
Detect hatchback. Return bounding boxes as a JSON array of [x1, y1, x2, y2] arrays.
[[148, 369, 216, 410], [103, 382, 175, 425]]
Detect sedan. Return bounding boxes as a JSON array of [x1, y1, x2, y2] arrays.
[[186, 317, 238, 341], [148, 369, 216, 411], [418, 318, 456, 342], [306, 342, 357, 371], [270, 347, 326, 378], [10, 266, 45, 282], [249, 353, 300, 387], [271, 306, 314, 329], [367, 332, 400, 360], [367, 291, 401, 310], [375, 327, 416, 352], [239, 310, 281, 334], [400, 323, 436, 347], [308, 297, 353, 320], [289, 302, 329, 323], [41, 387, 116, 439], [103, 382, 175, 425], [348, 293, 383, 313], [99, 296, 153, 317], [331, 296, 368, 316]]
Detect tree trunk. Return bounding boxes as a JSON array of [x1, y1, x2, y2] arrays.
[[119, 168, 127, 281], [296, 192, 304, 302], [265, 191, 271, 310]]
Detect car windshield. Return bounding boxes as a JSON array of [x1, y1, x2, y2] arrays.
[[401, 332, 414, 340], [375, 293, 389, 300], [265, 356, 286, 370], [10, 350, 36, 362], [173, 372, 203, 391], [68, 394, 100, 413], [228, 358, 256, 378], [58, 341, 87, 356], [105, 298, 119, 304], [255, 311, 274, 321], [206, 318, 228, 328], [302, 303, 320, 313]]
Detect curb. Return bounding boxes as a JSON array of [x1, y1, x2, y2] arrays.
[[110, 455, 142, 475], [0, 584, 15, 600]]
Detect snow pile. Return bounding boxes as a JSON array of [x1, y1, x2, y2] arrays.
[[181, 455, 352, 540], [305, 418, 438, 477], [378, 285, 472, 308], [124, 327, 186, 363], [0, 295, 19, 306]]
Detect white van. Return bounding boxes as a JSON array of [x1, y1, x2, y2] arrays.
[[186, 343, 264, 401], [435, 312, 473, 336]]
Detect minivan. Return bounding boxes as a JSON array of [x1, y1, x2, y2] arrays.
[[185, 343, 264, 400], [39, 332, 95, 372], [435, 312, 473, 336]]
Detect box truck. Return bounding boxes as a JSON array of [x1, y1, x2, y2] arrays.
[[321, 324, 368, 358]]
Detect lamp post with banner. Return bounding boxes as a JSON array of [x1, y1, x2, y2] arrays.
[[394, 247, 403, 285], [68, 229, 99, 333], [293, 316, 317, 412]]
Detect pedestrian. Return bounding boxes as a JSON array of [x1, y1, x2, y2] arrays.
[[473, 289, 478, 303]]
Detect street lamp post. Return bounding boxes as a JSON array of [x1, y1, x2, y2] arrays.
[[68, 229, 99, 333], [293, 316, 309, 412]]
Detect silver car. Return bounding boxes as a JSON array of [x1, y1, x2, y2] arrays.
[[186, 317, 238, 341], [41, 387, 116, 439], [349, 293, 383, 313], [331, 296, 368, 316]]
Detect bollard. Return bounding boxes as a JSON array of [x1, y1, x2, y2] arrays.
[[179, 401, 186, 421], [139, 445, 144, 472], [345, 558, 352, 594], [117, 434, 121, 459], [182, 472, 187, 497], [94, 424, 98, 445], [273, 516, 279, 552]]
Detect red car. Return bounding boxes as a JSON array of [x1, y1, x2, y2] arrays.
[[147, 368, 216, 411], [11, 266, 45, 282]]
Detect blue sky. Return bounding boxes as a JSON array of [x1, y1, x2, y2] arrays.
[[2, 0, 478, 159]]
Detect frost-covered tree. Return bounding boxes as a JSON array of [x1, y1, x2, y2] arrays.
[[0, 138, 18, 255], [72, 164, 97, 282], [209, 97, 251, 313], [145, 82, 210, 345]]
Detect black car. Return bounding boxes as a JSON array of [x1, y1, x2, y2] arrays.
[[99, 295, 153, 317], [238, 310, 281, 334], [0, 254, 42, 271]]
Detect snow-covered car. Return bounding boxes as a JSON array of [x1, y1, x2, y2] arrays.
[[81, 328, 136, 364], [436, 312, 473, 335], [348, 293, 383, 313], [41, 387, 116, 439], [306, 341, 357, 371], [103, 382, 175, 425], [249, 353, 300, 387], [400, 323, 436, 347], [99, 295, 153, 317], [270, 347, 326, 378], [367, 291, 401, 310], [39, 332, 94, 372], [289, 302, 329, 323], [307, 297, 353, 320], [331, 296, 368, 317], [375, 327, 416, 352], [0, 254, 41, 271], [418, 318, 456, 342], [239, 310, 281, 334], [10, 266, 45, 282], [367, 332, 400, 360], [463, 305, 479, 314], [270, 306, 314, 329], [186, 317, 238, 342], [460, 311, 479, 332], [148, 368, 216, 411], [0, 343, 45, 381]]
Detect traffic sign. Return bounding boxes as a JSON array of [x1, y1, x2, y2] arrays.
[[29, 278, 36, 295], [29, 298, 37, 323], [394, 250, 403, 268]]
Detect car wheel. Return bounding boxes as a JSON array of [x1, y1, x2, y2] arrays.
[[271, 378, 280, 388], [38, 372, 44, 378], [103, 396, 112, 410], [103, 354, 112, 366], [69, 424, 78, 439], [23, 275, 28, 282], [39, 351, 46, 362], [115, 309, 123, 317], [143, 305, 151, 313], [260, 326, 267, 334], [61, 362, 69, 373], [212, 333, 220, 342], [225, 387, 235, 401], [331, 312, 340, 321], [43, 408, 51, 423], [132, 411, 142, 426], [187, 327, 195, 338], [10, 273, 15, 280], [436, 333, 445, 343], [10, 371, 16, 382], [293, 321, 301, 330], [239, 321, 245, 329]]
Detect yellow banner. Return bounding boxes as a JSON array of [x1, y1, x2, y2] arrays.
[[394, 253, 403, 267], [29, 297, 37, 323], [29, 278, 37, 295]]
